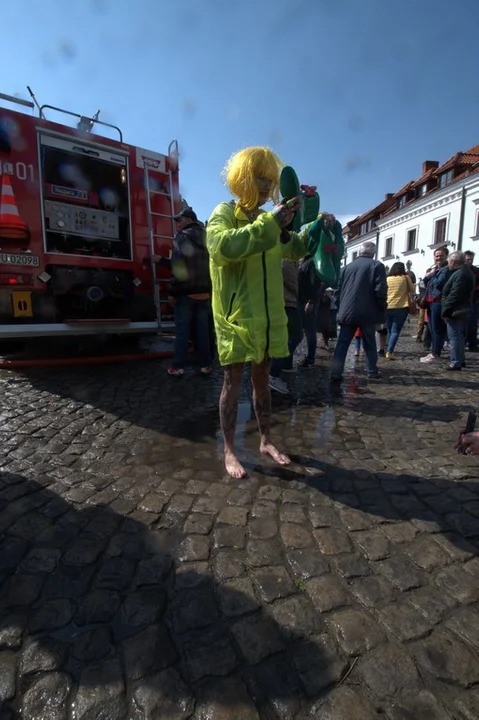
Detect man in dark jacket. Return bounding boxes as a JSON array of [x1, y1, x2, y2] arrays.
[[168, 208, 213, 376], [331, 241, 387, 380], [465, 250, 479, 351], [441, 251, 475, 371]]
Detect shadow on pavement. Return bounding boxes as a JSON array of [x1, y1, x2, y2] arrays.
[[251, 456, 479, 557], [0, 471, 345, 719]]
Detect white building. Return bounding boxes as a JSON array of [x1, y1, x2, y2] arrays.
[[343, 146, 479, 285]]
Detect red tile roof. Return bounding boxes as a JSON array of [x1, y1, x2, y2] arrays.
[[344, 142, 479, 243], [392, 181, 415, 198], [436, 151, 479, 174], [411, 168, 437, 188]]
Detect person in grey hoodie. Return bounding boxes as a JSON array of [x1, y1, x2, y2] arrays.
[[331, 241, 387, 381]]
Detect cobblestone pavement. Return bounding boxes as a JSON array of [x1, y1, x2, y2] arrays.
[[1, 331, 479, 719]]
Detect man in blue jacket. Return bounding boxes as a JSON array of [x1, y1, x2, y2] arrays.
[[331, 242, 387, 381]]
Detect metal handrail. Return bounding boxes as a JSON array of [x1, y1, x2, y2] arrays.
[[0, 92, 34, 110], [38, 104, 123, 142]]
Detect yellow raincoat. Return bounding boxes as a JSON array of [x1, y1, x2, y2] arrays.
[[207, 201, 309, 366]]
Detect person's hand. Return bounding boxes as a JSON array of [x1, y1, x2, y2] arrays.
[[272, 196, 301, 228], [443, 317, 449, 324], [458, 431, 479, 455], [305, 301, 314, 315]]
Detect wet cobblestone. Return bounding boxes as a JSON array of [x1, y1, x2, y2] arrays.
[[0, 334, 479, 718]]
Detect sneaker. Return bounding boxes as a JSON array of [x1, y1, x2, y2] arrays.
[[298, 358, 315, 369], [200, 366, 213, 375], [385, 352, 394, 360], [378, 349, 385, 357], [282, 367, 295, 373], [167, 366, 184, 376], [420, 354, 436, 364], [447, 364, 462, 371], [367, 370, 381, 379], [269, 375, 289, 395]]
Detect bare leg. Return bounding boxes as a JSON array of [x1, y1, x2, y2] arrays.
[[219, 364, 246, 478], [251, 359, 290, 466]]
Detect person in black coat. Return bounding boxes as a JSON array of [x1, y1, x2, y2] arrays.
[[331, 241, 387, 381], [441, 251, 475, 371], [297, 254, 323, 368]]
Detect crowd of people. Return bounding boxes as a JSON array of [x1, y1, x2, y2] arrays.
[[162, 146, 479, 476]]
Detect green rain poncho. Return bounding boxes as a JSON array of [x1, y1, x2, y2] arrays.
[[207, 201, 309, 366]]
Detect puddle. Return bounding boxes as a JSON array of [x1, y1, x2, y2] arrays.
[[314, 406, 336, 448]]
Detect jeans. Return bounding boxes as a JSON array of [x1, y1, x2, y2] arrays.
[[467, 301, 478, 349], [386, 307, 409, 353], [332, 324, 378, 377], [417, 307, 426, 340], [271, 305, 303, 376], [447, 317, 467, 368], [173, 295, 212, 367], [300, 303, 317, 361], [429, 301, 446, 356]]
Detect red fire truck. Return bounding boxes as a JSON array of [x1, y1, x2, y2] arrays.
[[0, 88, 180, 340]]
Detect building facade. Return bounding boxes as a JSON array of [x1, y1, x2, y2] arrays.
[[342, 145, 479, 285]]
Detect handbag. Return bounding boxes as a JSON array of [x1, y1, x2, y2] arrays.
[[408, 296, 418, 315]]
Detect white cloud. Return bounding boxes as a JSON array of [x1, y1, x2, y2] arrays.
[[335, 214, 359, 228]]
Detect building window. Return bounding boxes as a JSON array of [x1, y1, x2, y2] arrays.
[[385, 237, 393, 256], [439, 170, 453, 188], [367, 218, 375, 232], [406, 228, 417, 252], [352, 251, 358, 260], [398, 196, 407, 209], [434, 218, 447, 245], [417, 184, 427, 197], [360, 223, 367, 235]]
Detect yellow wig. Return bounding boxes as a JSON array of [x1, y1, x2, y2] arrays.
[[222, 147, 283, 211]]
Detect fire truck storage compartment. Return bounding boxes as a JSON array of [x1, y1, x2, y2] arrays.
[[48, 265, 135, 320], [39, 134, 132, 260]]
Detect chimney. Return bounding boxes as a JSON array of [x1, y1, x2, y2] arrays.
[[422, 161, 439, 174], [384, 193, 394, 201]]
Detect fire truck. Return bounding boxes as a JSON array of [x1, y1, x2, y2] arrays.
[[0, 88, 181, 340]]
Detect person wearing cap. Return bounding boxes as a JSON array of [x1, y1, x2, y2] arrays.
[[168, 208, 213, 376]]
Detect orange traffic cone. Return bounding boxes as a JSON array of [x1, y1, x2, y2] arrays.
[[0, 173, 30, 241]]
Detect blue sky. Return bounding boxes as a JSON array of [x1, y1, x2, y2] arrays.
[[2, 0, 479, 227]]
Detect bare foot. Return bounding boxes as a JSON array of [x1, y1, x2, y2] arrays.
[[224, 450, 247, 479], [260, 442, 291, 466]]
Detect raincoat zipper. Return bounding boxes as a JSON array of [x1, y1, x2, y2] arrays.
[[262, 252, 270, 354]]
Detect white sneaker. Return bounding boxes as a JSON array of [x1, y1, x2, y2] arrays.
[[269, 375, 289, 395], [420, 354, 436, 364]]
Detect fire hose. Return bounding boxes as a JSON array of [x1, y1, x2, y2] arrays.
[[0, 349, 178, 369]]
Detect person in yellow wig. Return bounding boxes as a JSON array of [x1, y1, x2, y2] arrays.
[[207, 147, 311, 478]]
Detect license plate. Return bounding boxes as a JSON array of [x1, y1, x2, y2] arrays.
[[0, 253, 40, 268]]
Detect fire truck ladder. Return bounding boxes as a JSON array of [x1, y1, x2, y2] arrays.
[[144, 141, 179, 329]]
